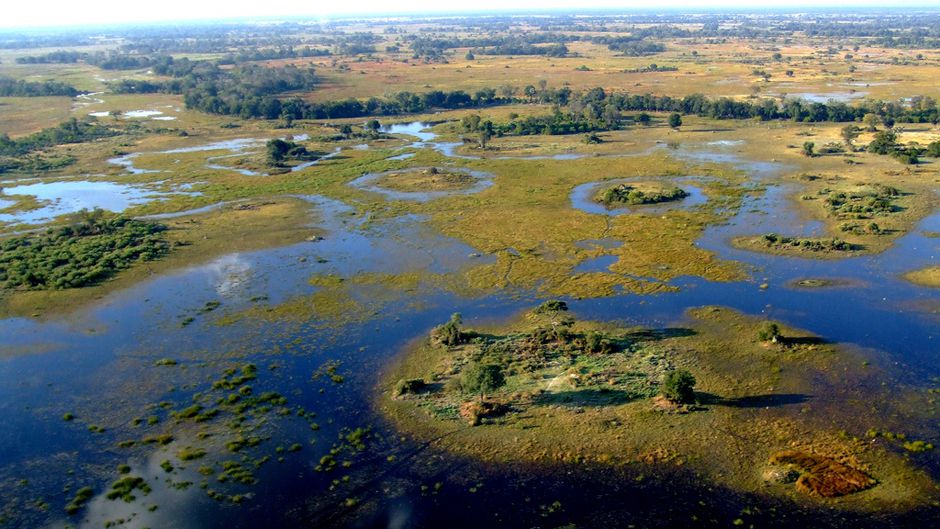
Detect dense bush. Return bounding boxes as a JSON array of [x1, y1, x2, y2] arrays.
[[661, 369, 696, 404], [433, 313, 466, 346], [600, 184, 688, 205], [0, 210, 169, 290]]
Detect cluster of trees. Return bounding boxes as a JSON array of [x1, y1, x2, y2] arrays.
[[0, 118, 115, 159], [110, 58, 319, 120], [592, 36, 667, 56], [265, 138, 317, 166], [218, 46, 331, 64], [0, 210, 169, 290], [462, 111, 616, 138], [15, 50, 86, 64], [560, 88, 940, 125], [0, 76, 79, 97], [408, 33, 578, 60], [599, 184, 689, 206]]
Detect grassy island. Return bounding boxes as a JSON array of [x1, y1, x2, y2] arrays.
[[379, 303, 936, 508]]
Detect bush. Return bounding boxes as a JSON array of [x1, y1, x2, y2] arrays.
[[395, 378, 427, 396], [433, 313, 465, 346], [534, 300, 569, 313], [757, 321, 781, 342], [661, 369, 696, 404]]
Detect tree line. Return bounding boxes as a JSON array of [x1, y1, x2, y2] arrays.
[[0, 76, 80, 97]]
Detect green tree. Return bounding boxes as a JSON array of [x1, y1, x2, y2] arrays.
[[365, 119, 381, 133], [668, 113, 682, 129], [757, 321, 781, 343], [461, 362, 506, 402], [802, 141, 815, 157], [661, 369, 696, 404], [266, 138, 291, 165], [479, 120, 494, 149], [840, 124, 860, 149], [863, 113, 879, 132], [434, 313, 465, 346], [636, 112, 652, 126], [867, 130, 898, 155]]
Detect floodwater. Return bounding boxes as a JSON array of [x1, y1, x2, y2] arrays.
[[0, 180, 194, 225], [0, 124, 938, 528]]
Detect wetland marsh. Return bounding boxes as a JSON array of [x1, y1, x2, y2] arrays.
[[0, 9, 939, 529]]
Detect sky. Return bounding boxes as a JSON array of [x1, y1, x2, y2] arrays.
[[1, 0, 936, 29]]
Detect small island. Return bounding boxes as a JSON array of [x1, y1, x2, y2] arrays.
[[734, 233, 861, 257], [380, 303, 936, 506], [597, 182, 689, 207], [902, 266, 940, 289], [376, 167, 478, 193]]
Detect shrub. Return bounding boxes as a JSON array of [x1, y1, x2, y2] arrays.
[[757, 321, 781, 342], [661, 369, 696, 404], [534, 300, 569, 313], [395, 378, 427, 396], [433, 313, 465, 346]]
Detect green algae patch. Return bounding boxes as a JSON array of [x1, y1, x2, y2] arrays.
[[902, 266, 940, 289], [378, 304, 938, 511]]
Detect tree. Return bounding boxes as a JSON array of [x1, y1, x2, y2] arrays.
[[636, 112, 651, 126], [863, 113, 879, 132], [802, 141, 815, 157], [465, 50, 475, 61], [479, 120, 494, 149], [668, 113, 682, 129], [266, 138, 291, 165], [867, 130, 898, 155], [757, 321, 781, 343], [461, 362, 505, 402], [661, 370, 696, 404], [840, 124, 860, 149], [339, 124, 353, 139], [365, 119, 381, 133]]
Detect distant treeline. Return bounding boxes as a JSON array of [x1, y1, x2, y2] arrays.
[[0, 76, 80, 97], [0, 77, 81, 97], [577, 90, 939, 124], [410, 34, 576, 59], [16, 51, 154, 70], [109, 57, 318, 119], [591, 36, 667, 56]]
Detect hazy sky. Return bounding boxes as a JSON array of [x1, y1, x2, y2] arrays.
[[1, 0, 935, 29]]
